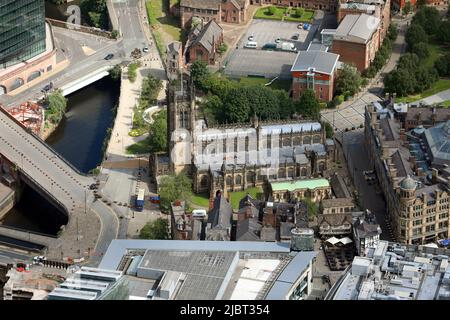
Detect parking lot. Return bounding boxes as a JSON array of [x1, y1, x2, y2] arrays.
[[224, 19, 318, 79]]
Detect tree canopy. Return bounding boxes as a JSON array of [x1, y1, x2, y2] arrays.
[[139, 218, 170, 240], [46, 90, 67, 124], [158, 172, 193, 209], [336, 64, 362, 97]]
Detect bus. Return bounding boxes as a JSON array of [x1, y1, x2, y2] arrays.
[[135, 188, 145, 211]]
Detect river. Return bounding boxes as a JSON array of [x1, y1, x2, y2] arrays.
[[0, 77, 120, 235]]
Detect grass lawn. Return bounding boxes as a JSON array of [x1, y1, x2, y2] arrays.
[[396, 79, 450, 103], [146, 0, 182, 58], [126, 137, 151, 155], [254, 6, 314, 23], [442, 100, 450, 107], [188, 193, 210, 208], [230, 76, 292, 92], [423, 41, 446, 69], [229, 187, 263, 210]]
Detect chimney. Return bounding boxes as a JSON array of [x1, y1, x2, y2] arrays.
[[432, 168, 439, 184]]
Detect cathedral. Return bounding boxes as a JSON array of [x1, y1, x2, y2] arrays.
[[150, 43, 335, 200]]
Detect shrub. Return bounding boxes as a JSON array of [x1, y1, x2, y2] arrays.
[[267, 6, 276, 15]]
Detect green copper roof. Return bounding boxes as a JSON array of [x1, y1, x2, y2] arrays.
[[271, 179, 330, 192]]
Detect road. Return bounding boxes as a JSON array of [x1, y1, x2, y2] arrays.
[[0, 0, 148, 108], [342, 130, 393, 241]]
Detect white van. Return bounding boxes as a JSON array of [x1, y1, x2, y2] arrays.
[[244, 41, 258, 49]]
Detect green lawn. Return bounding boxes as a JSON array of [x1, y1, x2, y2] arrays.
[[423, 41, 446, 69], [396, 79, 450, 103], [229, 187, 263, 210], [126, 138, 151, 155], [441, 100, 450, 107], [146, 0, 182, 58], [188, 193, 210, 208], [230, 76, 292, 92], [254, 7, 314, 23]]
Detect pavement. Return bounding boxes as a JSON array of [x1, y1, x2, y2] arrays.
[[412, 89, 450, 106]]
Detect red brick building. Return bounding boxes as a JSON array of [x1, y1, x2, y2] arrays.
[[331, 13, 381, 71], [185, 20, 224, 65], [256, 0, 339, 11], [291, 50, 340, 102], [392, 0, 417, 9], [180, 0, 249, 28]]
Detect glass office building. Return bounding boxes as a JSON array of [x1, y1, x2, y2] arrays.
[[0, 0, 46, 68]]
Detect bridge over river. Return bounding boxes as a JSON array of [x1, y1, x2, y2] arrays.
[[0, 106, 118, 264]]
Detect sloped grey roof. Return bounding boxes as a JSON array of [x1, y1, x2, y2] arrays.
[[334, 14, 380, 44], [208, 195, 232, 229], [189, 20, 223, 54], [291, 50, 340, 75], [321, 197, 354, 209], [167, 41, 182, 54], [424, 120, 450, 165]]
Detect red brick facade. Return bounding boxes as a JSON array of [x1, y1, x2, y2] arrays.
[[256, 0, 338, 11], [188, 40, 223, 65], [392, 0, 417, 9], [180, 0, 248, 28], [331, 28, 380, 72], [291, 71, 335, 102]]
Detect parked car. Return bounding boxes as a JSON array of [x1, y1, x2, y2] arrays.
[[248, 35, 254, 41], [262, 43, 277, 51], [275, 37, 281, 43], [104, 53, 114, 60], [303, 23, 311, 30], [143, 47, 149, 53]]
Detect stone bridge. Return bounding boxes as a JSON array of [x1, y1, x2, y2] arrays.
[[0, 106, 118, 262]]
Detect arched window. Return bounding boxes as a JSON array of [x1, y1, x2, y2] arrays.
[[235, 175, 242, 185], [301, 167, 307, 177], [278, 168, 286, 178], [293, 137, 302, 146], [319, 162, 325, 172], [313, 135, 321, 144], [226, 175, 232, 186], [27, 70, 41, 82], [283, 138, 291, 146], [10, 78, 24, 91], [246, 171, 255, 183], [200, 175, 209, 188], [288, 167, 294, 178], [303, 136, 311, 145]]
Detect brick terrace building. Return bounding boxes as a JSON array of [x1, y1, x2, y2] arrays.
[[179, 0, 249, 28], [185, 20, 224, 65], [291, 49, 340, 102], [331, 13, 381, 71]]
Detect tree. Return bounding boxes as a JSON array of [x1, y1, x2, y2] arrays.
[[267, 6, 277, 15], [217, 43, 228, 55], [202, 94, 224, 125], [222, 87, 252, 123], [412, 6, 441, 35], [336, 64, 362, 97], [402, 1, 412, 15], [139, 218, 170, 239], [438, 21, 450, 44], [109, 64, 122, 81], [127, 63, 138, 82], [80, 0, 108, 29], [294, 7, 305, 18], [158, 172, 193, 209], [46, 90, 67, 124], [189, 60, 209, 89], [304, 197, 318, 219], [397, 53, 420, 71], [149, 110, 167, 153], [295, 90, 321, 120], [111, 30, 119, 40], [405, 24, 428, 49], [411, 42, 429, 60], [388, 23, 398, 41], [384, 68, 416, 96], [323, 122, 334, 139], [416, 0, 426, 7], [434, 53, 450, 77]]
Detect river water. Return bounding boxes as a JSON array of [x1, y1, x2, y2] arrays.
[[0, 77, 120, 235]]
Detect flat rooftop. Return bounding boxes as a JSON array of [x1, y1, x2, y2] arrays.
[[328, 241, 450, 300]]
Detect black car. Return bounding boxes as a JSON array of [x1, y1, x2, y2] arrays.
[[105, 53, 114, 60], [292, 33, 300, 40]]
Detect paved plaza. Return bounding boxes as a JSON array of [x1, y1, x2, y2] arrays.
[[320, 92, 380, 131]]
